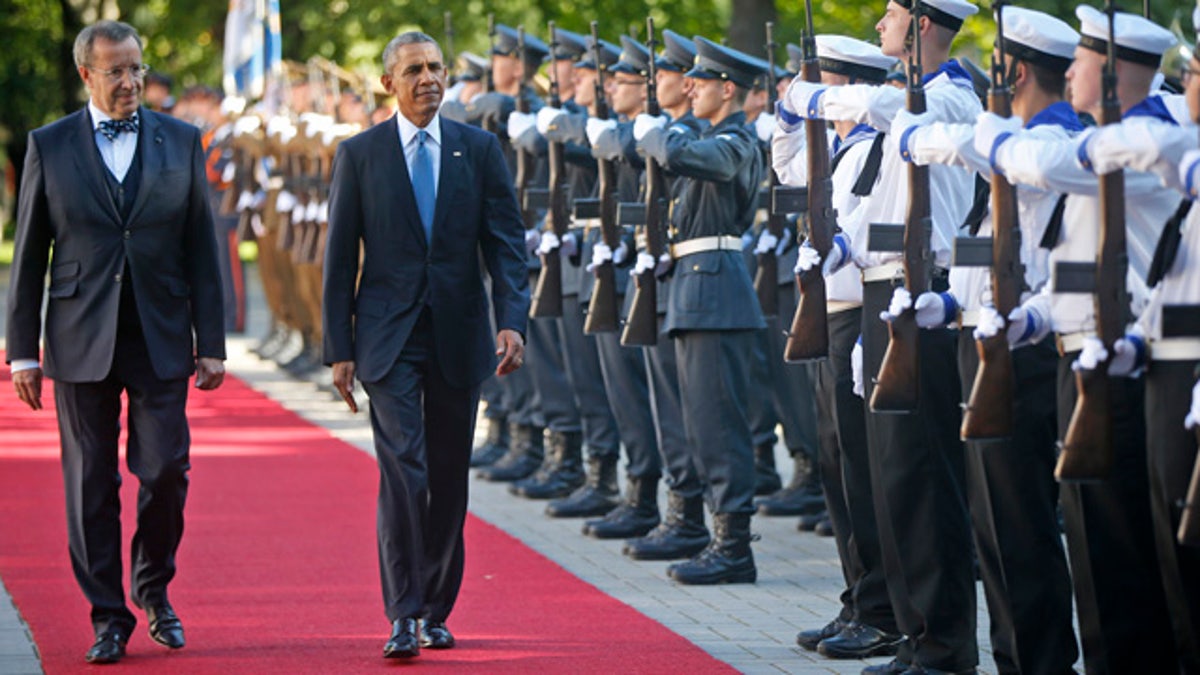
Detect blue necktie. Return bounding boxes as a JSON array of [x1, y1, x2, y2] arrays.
[[98, 115, 139, 142], [412, 130, 436, 242]]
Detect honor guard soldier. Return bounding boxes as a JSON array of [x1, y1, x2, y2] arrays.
[[440, 51, 489, 123], [623, 28, 712, 562], [775, 35, 906, 661], [978, 6, 1182, 673], [637, 36, 765, 585], [783, 0, 984, 671], [888, 7, 1083, 672]]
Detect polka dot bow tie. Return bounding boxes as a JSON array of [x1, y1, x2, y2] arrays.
[[98, 115, 139, 141]]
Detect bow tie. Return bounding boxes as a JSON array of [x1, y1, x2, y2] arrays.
[[97, 115, 139, 141]]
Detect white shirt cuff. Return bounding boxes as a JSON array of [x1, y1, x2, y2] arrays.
[[10, 359, 40, 373]]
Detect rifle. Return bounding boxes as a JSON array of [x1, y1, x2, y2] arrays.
[[484, 15, 496, 95], [870, 0, 932, 413], [1180, 416, 1200, 545], [513, 26, 539, 233], [753, 22, 786, 318], [961, 0, 1022, 440], [621, 17, 668, 346], [784, 2, 834, 361], [444, 12, 456, 79], [584, 21, 621, 334], [530, 21, 570, 318], [1056, 0, 1123, 481]]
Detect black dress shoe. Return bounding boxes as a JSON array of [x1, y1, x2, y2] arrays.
[[419, 620, 455, 649], [384, 618, 420, 658], [861, 659, 911, 675], [813, 515, 835, 537], [147, 604, 185, 649], [796, 617, 847, 651], [819, 622, 905, 659], [85, 631, 128, 664]]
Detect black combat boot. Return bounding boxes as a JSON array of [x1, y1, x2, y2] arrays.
[[666, 513, 756, 585], [623, 492, 710, 561], [582, 475, 660, 539], [475, 424, 544, 482], [755, 452, 826, 516], [469, 416, 510, 468], [544, 454, 620, 518], [753, 442, 783, 495], [510, 431, 585, 499]]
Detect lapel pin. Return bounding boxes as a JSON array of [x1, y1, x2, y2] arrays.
[[155, 135, 163, 144], [452, 151, 462, 157]]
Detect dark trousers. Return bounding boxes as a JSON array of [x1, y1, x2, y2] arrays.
[[958, 334, 1077, 675], [1055, 351, 1176, 674], [1145, 359, 1200, 672], [559, 297, 619, 458], [56, 293, 191, 635], [746, 327, 780, 448], [675, 329, 756, 515], [527, 315, 582, 434], [861, 280, 976, 672], [816, 307, 896, 632], [644, 314, 702, 499], [595, 325, 661, 480], [362, 311, 479, 623], [768, 283, 820, 461]]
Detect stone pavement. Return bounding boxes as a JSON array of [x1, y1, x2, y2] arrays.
[[0, 264, 1041, 673]]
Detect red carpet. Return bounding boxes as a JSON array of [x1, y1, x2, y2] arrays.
[[0, 362, 733, 673]]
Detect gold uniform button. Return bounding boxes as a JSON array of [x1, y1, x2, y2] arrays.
[[692, 264, 699, 271]]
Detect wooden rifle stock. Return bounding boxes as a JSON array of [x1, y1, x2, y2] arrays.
[[1179, 431, 1200, 545], [753, 22, 784, 318], [783, 3, 832, 362], [962, 1, 1020, 439], [870, 10, 930, 414], [1056, 3, 1123, 481], [531, 21, 569, 318], [584, 21, 621, 334], [622, 17, 665, 346]]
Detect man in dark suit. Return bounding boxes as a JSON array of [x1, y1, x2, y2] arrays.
[[322, 31, 529, 660], [5, 20, 226, 665]]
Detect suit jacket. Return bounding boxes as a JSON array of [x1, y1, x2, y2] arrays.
[[322, 115, 529, 388], [6, 107, 226, 382]]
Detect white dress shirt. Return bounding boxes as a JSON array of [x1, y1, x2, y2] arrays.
[[395, 111, 441, 198], [89, 100, 139, 181]]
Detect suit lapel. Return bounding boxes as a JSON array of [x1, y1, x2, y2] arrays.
[[125, 108, 162, 226], [69, 109, 121, 227], [432, 118, 465, 239]]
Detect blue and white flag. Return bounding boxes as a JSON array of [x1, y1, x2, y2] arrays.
[[223, 0, 281, 100]]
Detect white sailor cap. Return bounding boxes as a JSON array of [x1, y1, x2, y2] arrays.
[[1076, 5, 1177, 68], [894, 0, 979, 32], [1000, 6, 1080, 73], [815, 35, 899, 84]]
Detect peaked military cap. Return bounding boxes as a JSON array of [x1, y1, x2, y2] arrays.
[[686, 36, 765, 89], [455, 51, 489, 82], [1000, 6, 1079, 74], [492, 24, 550, 63], [549, 27, 589, 62], [1076, 5, 1176, 68], [575, 36, 621, 71], [815, 35, 898, 84], [611, 34, 652, 77], [893, 0, 979, 32], [656, 29, 697, 72]]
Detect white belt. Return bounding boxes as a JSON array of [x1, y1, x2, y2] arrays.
[[671, 235, 743, 259], [960, 309, 981, 328], [827, 300, 863, 314], [1151, 337, 1200, 361], [862, 262, 906, 284], [1056, 331, 1089, 355]]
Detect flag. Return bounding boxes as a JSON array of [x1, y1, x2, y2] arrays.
[[223, 0, 281, 100]]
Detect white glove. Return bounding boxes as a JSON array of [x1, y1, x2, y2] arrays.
[[507, 111, 536, 140], [794, 244, 821, 274], [560, 231, 579, 258], [1003, 305, 1044, 347], [1072, 337, 1109, 372], [851, 337, 865, 399], [755, 112, 776, 143], [633, 113, 668, 141], [633, 251, 656, 275], [1180, 149, 1200, 199], [914, 291, 957, 329], [587, 241, 614, 272], [1107, 334, 1145, 377], [824, 233, 852, 276], [524, 228, 542, 255], [1185, 379, 1200, 430], [784, 80, 827, 120], [754, 230, 779, 255], [536, 106, 564, 135], [972, 306, 1006, 341], [586, 118, 618, 146], [775, 100, 803, 134], [880, 287, 913, 323], [973, 112, 1023, 163], [536, 230, 561, 255], [612, 241, 630, 265], [655, 252, 673, 277]]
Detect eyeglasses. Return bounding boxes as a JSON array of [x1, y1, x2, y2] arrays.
[[88, 64, 150, 82]]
